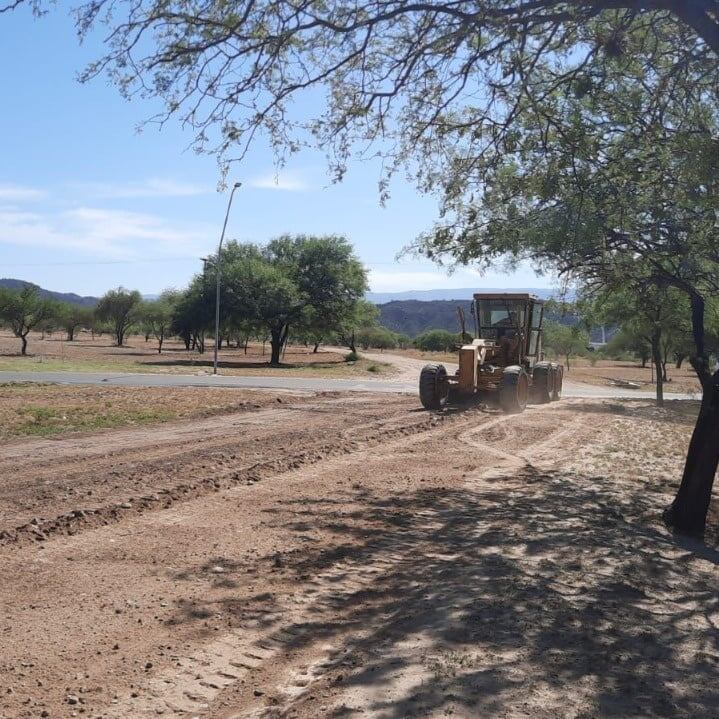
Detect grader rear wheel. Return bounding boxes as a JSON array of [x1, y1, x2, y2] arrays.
[[419, 363, 450, 410], [532, 362, 554, 404], [499, 367, 529, 413]]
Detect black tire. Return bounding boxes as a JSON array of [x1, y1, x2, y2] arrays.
[[499, 366, 529, 414], [532, 362, 554, 404], [551, 363, 563, 401], [419, 363, 449, 410]]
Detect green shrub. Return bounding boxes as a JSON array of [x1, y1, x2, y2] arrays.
[[414, 329, 458, 352], [345, 350, 359, 362], [356, 326, 397, 350]]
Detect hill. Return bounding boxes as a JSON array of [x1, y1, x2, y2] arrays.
[[366, 287, 556, 303], [0, 279, 99, 307], [376, 298, 608, 341]]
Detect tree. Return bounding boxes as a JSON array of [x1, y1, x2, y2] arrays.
[[95, 288, 141, 347], [335, 300, 380, 353], [142, 291, 179, 354], [171, 282, 213, 353], [356, 326, 398, 351], [584, 283, 691, 406], [26, 2, 710, 186], [211, 236, 368, 366], [223, 256, 305, 366], [543, 323, 588, 371], [0, 286, 54, 355], [58, 303, 94, 342], [604, 329, 651, 366]]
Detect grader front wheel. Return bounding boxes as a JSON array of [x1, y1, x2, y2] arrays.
[[419, 363, 450, 410], [499, 367, 529, 414]]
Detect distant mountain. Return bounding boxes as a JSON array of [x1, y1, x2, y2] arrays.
[[367, 287, 557, 303], [0, 278, 99, 307], [377, 297, 607, 342]]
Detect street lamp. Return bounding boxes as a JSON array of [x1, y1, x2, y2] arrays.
[[213, 182, 241, 375]]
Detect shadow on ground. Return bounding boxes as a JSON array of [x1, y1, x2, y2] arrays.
[[257, 468, 719, 717]]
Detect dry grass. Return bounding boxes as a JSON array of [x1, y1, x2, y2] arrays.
[[0, 331, 392, 378], [0, 383, 294, 438]]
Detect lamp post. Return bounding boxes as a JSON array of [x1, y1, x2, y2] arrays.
[[213, 182, 241, 375]]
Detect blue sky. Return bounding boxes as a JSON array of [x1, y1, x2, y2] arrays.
[[0, 4, 551, 297]]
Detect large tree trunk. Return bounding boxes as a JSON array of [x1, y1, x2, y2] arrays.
[[651, 328, 664, 408], [67, 327, 75, 342], [269, 327, 283, 366], [664, 294, 719, 536], [20, 334, 28, 356], [348, 331, 357, 354], [313, 342, 320, 353], [157, 337, 163, 354], [663, 376, 719, 536]]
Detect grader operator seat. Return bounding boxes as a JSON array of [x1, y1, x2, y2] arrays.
[[473, 294, 533, 366]]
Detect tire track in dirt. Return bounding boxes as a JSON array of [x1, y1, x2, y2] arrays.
[[0, 394, 488, 547], [93, 400, 591, 719], [217, 403, 605, 719]]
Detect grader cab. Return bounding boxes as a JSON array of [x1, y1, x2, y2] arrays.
[[419, 292, 563, 412]]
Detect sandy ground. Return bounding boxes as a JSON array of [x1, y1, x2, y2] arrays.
[[1, 389, 717, 719]]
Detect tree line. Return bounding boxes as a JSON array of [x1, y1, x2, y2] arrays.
[[0, 235, 383, 363]]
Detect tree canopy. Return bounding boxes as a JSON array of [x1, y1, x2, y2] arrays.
[[0, 285, 55, 355], [95, 287, 142, 347]]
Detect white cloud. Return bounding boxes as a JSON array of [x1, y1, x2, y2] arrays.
[[247, 171, 310, 192], [75, 178, 210, 199], [0, 205, 212, 259], [0, 184, 45, 202]]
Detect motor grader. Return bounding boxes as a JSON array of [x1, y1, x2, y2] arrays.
[[419, 292, 563, 412]]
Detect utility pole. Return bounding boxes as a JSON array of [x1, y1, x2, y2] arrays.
[[213, 182, 241, 375]]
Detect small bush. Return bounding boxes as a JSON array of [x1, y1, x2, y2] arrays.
[[367, 363, 381, 373], [345, 350, 359, 362], [414, 329, 459, 352]]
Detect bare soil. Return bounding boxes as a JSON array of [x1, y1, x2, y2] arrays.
[[0, 331, 391, 378], [563, 358, 702, 394], [1, 392, 717, 719]]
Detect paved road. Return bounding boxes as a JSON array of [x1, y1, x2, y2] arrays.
[[0, 369, 695, 401]]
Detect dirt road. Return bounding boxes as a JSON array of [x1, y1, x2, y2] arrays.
[[1, 392, 717, 718]]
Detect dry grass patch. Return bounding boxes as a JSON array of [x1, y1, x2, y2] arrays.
[[0, 383, 295, 438]]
